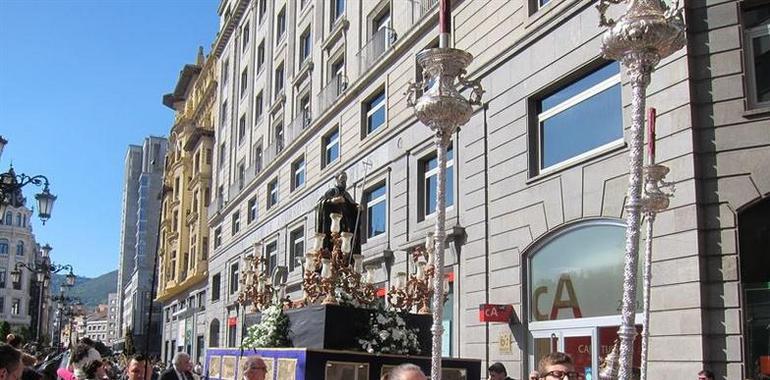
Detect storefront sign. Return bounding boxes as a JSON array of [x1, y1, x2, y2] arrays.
[[478, 304, 513, 322]]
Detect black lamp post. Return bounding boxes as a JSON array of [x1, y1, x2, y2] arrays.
[[10, 246, 76, 344], [51, 286, 81, 351], [0, 136, 57, 224]]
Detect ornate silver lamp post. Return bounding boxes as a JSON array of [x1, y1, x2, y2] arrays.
[[406, 1, 482, 377], [597, 0, 685, 378]]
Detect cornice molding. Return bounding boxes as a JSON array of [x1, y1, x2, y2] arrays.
[[213, 0, 251, 58]]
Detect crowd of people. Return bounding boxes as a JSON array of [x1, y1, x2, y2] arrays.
[[1, 333, 722, 380]]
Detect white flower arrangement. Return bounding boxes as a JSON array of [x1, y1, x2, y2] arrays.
[[358, 307, 420, 355], [241, 304, 290, 349]]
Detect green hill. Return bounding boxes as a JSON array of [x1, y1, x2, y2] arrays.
[[51, 270, 118, 307]]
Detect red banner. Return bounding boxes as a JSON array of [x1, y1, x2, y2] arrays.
[[478, 304, 513, 323], [227, 317, 238, 326]]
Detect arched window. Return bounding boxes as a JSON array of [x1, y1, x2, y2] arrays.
[[16, 241, 24, 256], [738, 197, 770, 377], [0, 239, 8, 254], [526, 219, 642, 376], [4, 212, 12, 225], [16, 213, 22, 226], [209, 319, 220, 347]]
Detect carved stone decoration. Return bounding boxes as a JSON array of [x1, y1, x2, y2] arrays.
[[597, 0, 685, 378]]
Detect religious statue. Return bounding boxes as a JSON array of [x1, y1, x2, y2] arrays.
[[315, 171, 362, 255]]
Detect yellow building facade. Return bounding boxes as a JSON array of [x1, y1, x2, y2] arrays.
[[156, 47, 217, 364]]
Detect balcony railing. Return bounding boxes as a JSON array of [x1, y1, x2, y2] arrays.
[[262, 109, 312, 170], [356, 27, 397, 78], [319, 74, 347, 116]]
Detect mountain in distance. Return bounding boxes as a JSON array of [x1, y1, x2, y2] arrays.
[[51, 270, 118, 307]]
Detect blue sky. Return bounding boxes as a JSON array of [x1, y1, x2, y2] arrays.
[[0, 0, 219, 278]]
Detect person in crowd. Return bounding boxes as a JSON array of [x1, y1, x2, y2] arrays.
[[21, 368, 43, 380], [80, 360, 106, 380], [240, 356, 267, 380], [159, 353, 193, 380], [388, 364, 426, 380], [697, 370, 715, 380], [5, 335, 22, 349], [126, 355, 152, 380], [192, 363, 201, 377], [488, 362, 515, 380], [70, 344, 102, 380], [0, 343, 23, 380], [528, 352, 578, 380]]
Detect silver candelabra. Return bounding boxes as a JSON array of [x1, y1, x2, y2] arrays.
[[406, 47, 482, 380], [598, 0, 685, 378]]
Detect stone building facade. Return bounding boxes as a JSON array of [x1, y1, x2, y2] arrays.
[[157, 47, 217, 366], [197, 0, 769, 379], [0, 204, 48, 338]]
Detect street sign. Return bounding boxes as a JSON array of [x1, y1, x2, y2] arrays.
[[478, 304, 513, 323]]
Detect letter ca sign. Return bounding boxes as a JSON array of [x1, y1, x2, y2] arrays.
[[533, 273, 583, 321]]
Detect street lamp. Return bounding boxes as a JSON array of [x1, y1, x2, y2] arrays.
[[0, 136, 57, 224], [10, 249, 76, 344]]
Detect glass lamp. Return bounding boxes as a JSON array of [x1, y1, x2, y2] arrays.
[[329, 213, 342, 233], [35, 186, 57, 224], [41, 244, 52, 258], [65, 271, 76, 286], [340, 232, 353, 253]]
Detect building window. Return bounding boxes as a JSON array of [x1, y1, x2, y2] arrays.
[[323, 127, 340, 167], [255, 91, 264, 121], [202, 237, 209, 260], [258, 0, 267, 21], [222, 59, 230, 87], [331, 0, 345, 25], [526, 220, 642, 375], [209, 319, 220, 347], [265, 241, 278, 276], [3, 212, 11, 225], [289, 227, 304, 272], [0, 269, 6, 288], [372, 6, 392, 49], [242, 22, 250, 52], [238, 162, 245, 190], [267, 178, 278, 209], [276, 6, 286, 42], [254, 144, 263, 173], [12, 270, 21, 290], [291, 157, 305, 191], [274, 64, 285, 99], [422, 145, 454, 218], [11, 298, 20, 315], [364, 89, 386, 136], [274, 122, 284, 152], [227, 325, 237, 347], [218, 142, 226, 168], [211, 274, 221, 301], [231, 212, 240, 235], [533, 61, 622, 173], [238, 115, 247, 144], [743, 4, 770, 109], [229, 263, 239, 294], [0, 239, 7, 255], [240, 67, 248, 98], [299, 28, 312, 63], [15, 241, 23, 256], [257, 41, 265, 71], [214, 227, 222, 248], [247, 197, 257, 224], [365, 182, 387, 239]]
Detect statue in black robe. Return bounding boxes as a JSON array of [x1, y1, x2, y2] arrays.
[[315, 171, 362, 256]]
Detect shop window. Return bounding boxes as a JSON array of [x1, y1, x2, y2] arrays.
[[527, 219, 642, 377]]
